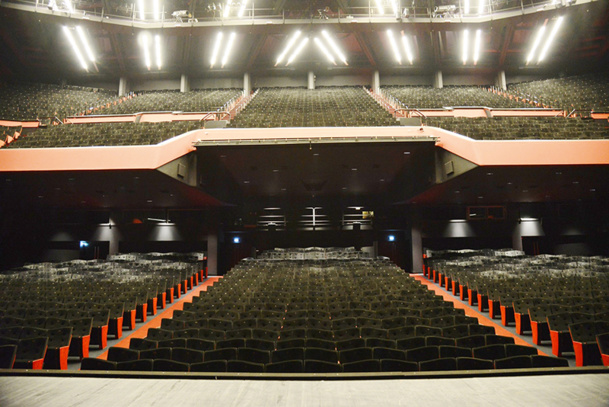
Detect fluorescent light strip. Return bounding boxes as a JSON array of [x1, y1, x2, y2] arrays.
[[391, 0, 399, 15], [526, 25, 546, 64], [464, 0, 470, 14], [473, 29, 482, 65], [276, 31, 301, 66], [75, 26, 95, 62], [462, 29, 469, 65], [322, 30, 347, 65], [223, 0, 231, 17], [387, 30, 401, 64], [238, 0, 248, 17], [401, 34, 413, 65], [155, 35, 162, 69], [143, 34, 151, 70], [221, 32, 237, 68], [478, 0, 484, 15], [63, 26, 88, 70], [153, 0, 160, 20], [314, 37, 336, 65], [286, 37, 309, 66], [138, 0, 145, 20], [375, 0, 384, 15], [64, 0, 74, 13], [538, 16, 564, 63], [210, 32, 223, 68]]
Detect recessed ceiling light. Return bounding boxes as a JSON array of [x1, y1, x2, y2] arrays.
[[379, 179, 385, 182], [351, 168, 358, 171], [243, 181, 250, 184], [272, 169, 279, 173], [486, 172, 493, 176], [477, 196, 484, 199], [313, 153, 320, 156], [147, 199, 153, 203], [455, 190, 461, 194], [403, 151, 410, 155], [342, 187, 347, 190], [573, 181, 579, 184], [281, 188, 287, 191], [590, 188, 596, 192]]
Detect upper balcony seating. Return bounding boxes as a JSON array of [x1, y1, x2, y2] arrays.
[[382, 85, 526, 109], [228, 86, 398, 128], [508, 74, 609, 112]]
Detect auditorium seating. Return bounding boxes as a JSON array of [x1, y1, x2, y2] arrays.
[[426, 250, 609, 365], [507, 74, 609, 112], [424, 117, 609, 140], [0, 82, 116, 120], [383, 85, 526, 109], [0, 253, 202, 370], [6, 121, 198, 148], [228, 87, 398, 128], [114, 254, 565, 373], [97, 89, 242, 115]]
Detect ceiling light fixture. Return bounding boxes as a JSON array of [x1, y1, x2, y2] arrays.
[[537, 16, 564, 63], [63, 26, 88, 70], [401, 34, 413, 65], [276, 30, 301, 66], [473, 29, 482, 65], [155, 34, 162, 70], [314, 37, 336, 65], [286, 37, 309, 66], [153, 0, 160, 21], [478, 0, 485, 15], [223, 0, 231, 18], [221, 32, 237, 68], [387, 29, 401, 64], [322, 30, 348, 65], [374, 0, 384, 15], [526, 24, 546, 64], [138, 0, 145, 20], [390, 0, 399, 16], [464, 0, 470, 14], [210, 31, 223, 68], [142, 33, 151, 70], [75, 26, 95, 63], [462, 29, 469, 64], [238, 0, 248, 17]]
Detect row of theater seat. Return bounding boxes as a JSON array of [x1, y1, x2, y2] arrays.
[[424, 117, 609, 140], [426, 251, 609, 366], [507, 74, 609, 112], [228, 87, 398, 128], [122, 258, 564, 373], [0, 258, 202, 369], [6, 121, 198, 148], [383, 85, 526, 109]]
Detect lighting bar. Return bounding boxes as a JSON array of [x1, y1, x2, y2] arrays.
[[314, 37, 336, 65], [63, 26, 88, 70], [210, 32, 223, 68], [526, 25, 546, 64], [464, 0, 470, 14], [238, 0, 248, 17], [142, 34, 151, 70], [276, 31, 301, 66], [401, 34, 413, 65], [374, 0, 384, 15], [537, 16, 564, 63], [223, 0, 231, 17], [478, 0, 484, 15], [138, 0, 145, 20], [221, 32, 237, 68], [462, 29, 469, 65], [286, 37, 309, 66], [473, 29, 482, 65], [75, 26, 95, 62], [153, 0, 160, 20], [64, 0, 74, 13], [387, 29, 401, 64], [155, 34, 162, 70], [322, 30, 348, 65]]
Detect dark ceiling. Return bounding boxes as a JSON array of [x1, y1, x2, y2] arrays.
[[0, 1, 607, 82]]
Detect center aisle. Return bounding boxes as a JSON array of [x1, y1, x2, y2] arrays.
[[96, 277, 221, 360]]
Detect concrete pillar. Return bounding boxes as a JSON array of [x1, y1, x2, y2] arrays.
[[207, 233, 218, 276], [496, 70, 507, 91], [307, 71, 315, 90], [243, 72, 252, 96], [433, 70, 443, 89], [372, 70, 380, 94], [180, 74, 190, 93], [118, 77, 128, 97], [411, 226, 423, 273]]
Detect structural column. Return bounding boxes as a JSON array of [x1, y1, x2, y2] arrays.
[[434, 71, 443, 89], [207, 233, 218, 276], [496, 70, 507, 91], [411, 225, 423, 273], [307, 71, 315, 90], [180, 74, 190, 93], [243, 72, 252, 96], [118, 77, 128, 97], [372, 70, 380, 94]]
